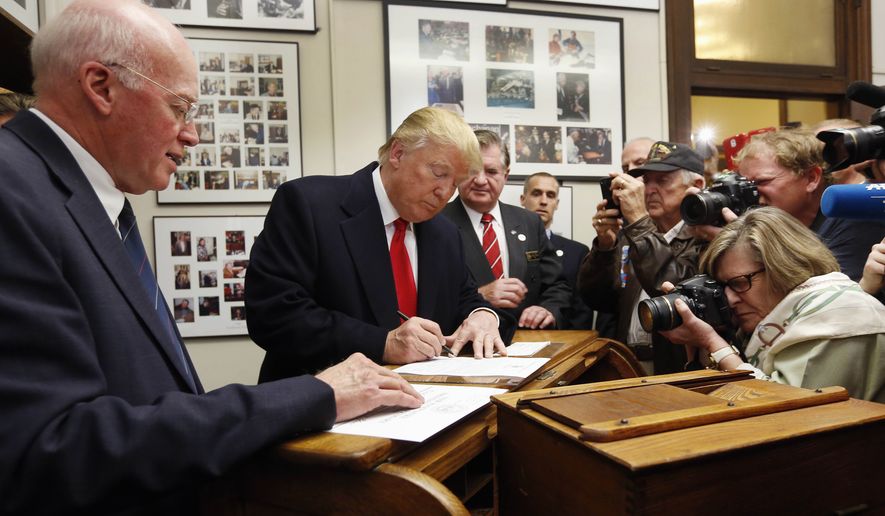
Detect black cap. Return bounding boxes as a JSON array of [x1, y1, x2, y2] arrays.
[[629, 141, 704, 177]]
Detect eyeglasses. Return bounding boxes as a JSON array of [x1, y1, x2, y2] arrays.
[[723, 268, 765, 293], [103, 62, 198, 124]]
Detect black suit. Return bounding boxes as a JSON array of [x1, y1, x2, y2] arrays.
[[443, 200, 572, 326], [549, 233, 594, 329], [0, 111, 335, 515], [246, 163, 507, 382]]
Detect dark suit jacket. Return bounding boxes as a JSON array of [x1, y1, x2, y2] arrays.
[[443, 200, 572, 326], [549, 233, 594, 329], [246, 163, 506, 382], [0, 111, 335, 515]]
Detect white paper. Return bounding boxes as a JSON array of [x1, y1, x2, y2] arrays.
[[394, 357, 549, 378], [328, 385, 507, 442], [506, 341, 550, 357]]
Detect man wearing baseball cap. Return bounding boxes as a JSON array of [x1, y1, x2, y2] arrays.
[[578, 141, 707, 374]]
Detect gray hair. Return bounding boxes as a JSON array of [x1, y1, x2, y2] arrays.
[[680, 170, 704, 186], [31, 0, 172, 93]]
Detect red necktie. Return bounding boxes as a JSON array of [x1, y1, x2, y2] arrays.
[[390, 218, 417, 318], [481, 213, 504, 280]]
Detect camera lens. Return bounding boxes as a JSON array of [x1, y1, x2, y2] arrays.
[[681, 191, 729, 226], [819, 126, 885, 171], [638, 293, 684, 332]]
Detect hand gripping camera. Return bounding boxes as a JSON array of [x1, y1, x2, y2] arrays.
[[681, 173, 759, 226], [638, 275, 732, 333]]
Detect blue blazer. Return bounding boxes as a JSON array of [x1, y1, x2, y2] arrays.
[[246, 163, 510, 381], [0, 111, 335, 515]]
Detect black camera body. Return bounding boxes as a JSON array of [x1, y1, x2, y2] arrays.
[[817, 108, 885, 172], [638, 274, 732, 333], [681, 173, 759, 226]]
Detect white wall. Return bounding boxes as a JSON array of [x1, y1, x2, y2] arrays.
[[40, 0, 667, 390]]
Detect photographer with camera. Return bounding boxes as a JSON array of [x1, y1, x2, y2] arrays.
[[688, 128, 885, 281], [657, 207, 885, 402], [579, 141, 706, 374]]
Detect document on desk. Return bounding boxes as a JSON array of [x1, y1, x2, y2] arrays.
[[506, 341, 550, 357], [394, 356, 549, 378], [328, 385, 507, 442]]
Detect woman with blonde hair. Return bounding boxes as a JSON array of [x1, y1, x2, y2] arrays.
[[661, 206, 885, 402]]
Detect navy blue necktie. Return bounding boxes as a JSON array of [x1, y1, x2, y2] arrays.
[[119, 200, 194, 389]]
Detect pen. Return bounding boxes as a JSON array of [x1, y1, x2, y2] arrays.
[[396, 310, 456, 357]]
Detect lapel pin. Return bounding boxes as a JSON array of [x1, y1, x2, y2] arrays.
[[556, 249, 564, 257], [517, 233, 526, 242], [510, 230, 517, 235]]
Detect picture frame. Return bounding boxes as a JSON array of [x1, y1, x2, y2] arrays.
[[501, 183, 573, 239], [142, 0, 317, 32], [154, 216, 265, 337], [158, 38, 302, 203], [527, 0, 658, 11], [385, 0, 624, 180], [0, 0, 39, 34]]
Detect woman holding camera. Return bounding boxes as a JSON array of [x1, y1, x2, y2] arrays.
[[660, 207, 885, 402]]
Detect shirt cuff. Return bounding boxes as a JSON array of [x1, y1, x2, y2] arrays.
[[468, 307, 500, 328]]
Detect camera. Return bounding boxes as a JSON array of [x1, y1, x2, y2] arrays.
[[817, 109, 885, 172], [681, 173, 759, 226], [638, 274, 732, 333], [818, 81, 885, 172]]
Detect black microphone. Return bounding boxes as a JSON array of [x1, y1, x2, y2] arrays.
[[821, 184, 885, 220], [846, 81, 885, 109]]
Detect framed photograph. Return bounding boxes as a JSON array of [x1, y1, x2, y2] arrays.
[[142, 0, 316, 32], [385, 0, 624, 180], [158, 38, 301, 203], [154, 216, 265, 337], [0, 0, 39, 33]]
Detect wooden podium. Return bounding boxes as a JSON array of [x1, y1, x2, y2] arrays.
[[492, 370, 885, 515], [202, 330, 643, 515]]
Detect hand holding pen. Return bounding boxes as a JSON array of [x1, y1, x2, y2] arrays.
[[397, 311, 455, 357], [381, 311, 451, 364]]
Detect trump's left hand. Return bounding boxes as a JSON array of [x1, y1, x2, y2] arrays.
[[446, 309, 507, 358]]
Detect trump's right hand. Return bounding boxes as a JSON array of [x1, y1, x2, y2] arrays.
[[382, 317, 445, 364]]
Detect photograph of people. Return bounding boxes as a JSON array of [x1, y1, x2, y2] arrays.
[[426, 66, 463, 110], [551, 28, 596, 68], [260, 78, 283, 97], [199, 296, 220, 316], [259, 54, 283, 73], [205, 170, 231, 190], [198, 148, 214, 166], [246, 147, 264, 166], [417, 19, 469, 61], [196, 101, 214, 118], [174, 264, 191, 290], [220, 146, 241, 168], [170, 231, 191, 256], [197, 237, 217, 262], [235, 170, 259, 190], [556, 72, 590, 122], [142, 0, 191, 9], [485, 25, 533, 63], [244, 123, 264, 144], [199, 52, 224, 72], [173, 298, 195, 323], [244, 101, 262, 120], [200, 270, 218, 288], [514, 125, 561, 164], [268, 101, 287, 120], [208, 0, 241, 19], [258, 0, 303, 18], [218, 126, 240, 143], [197, 122, 214, 143], [229, 53, 254, 72], [263, 170, 285, 190], [174, 171, 200, 190]]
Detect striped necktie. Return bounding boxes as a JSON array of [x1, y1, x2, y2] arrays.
[[481, 213, 504, 279], [119, 200, 194, 389]]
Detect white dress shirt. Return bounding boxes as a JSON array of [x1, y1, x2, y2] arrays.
[[373, 167, 418, 286]]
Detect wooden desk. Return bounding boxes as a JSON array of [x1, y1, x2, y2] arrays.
[[203, 330, 641, 515], [493, 371, 885, 515]]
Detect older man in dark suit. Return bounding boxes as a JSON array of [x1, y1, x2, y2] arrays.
[[443, 130, 571, 329], [246, 107, 509, 383], [0, 2, 421, 514]]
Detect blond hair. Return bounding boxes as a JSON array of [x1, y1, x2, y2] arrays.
[[378, 107, 480, 172], [700, 206, 839, 298]]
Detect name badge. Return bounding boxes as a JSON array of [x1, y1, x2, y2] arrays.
[[525, 250, 540, 261]]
